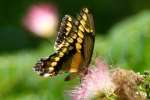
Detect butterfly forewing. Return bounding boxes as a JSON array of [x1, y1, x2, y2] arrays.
[[81, 8, 95, 67], [75, 8, 95, 70], [54, 15, 73, 50]]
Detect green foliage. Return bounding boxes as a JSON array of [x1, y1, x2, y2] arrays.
[[0, 44, 78, 100], [96, 11, 150, 72]]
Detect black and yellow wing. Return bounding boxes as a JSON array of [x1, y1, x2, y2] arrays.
[[54, 15, 73, 50], [65, 8, 95, 80], [33, 8, 95, 80], [33, 15, 77, 77]]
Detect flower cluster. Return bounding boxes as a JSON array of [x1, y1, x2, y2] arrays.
[[71, 58, 116, 100], [71, 58, 147, 100]]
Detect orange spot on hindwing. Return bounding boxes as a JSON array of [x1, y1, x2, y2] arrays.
[[69, 52, 82, 73]]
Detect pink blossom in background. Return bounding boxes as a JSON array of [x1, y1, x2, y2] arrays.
[[23, 3, 58, 38], [71, 58, 116, 100]]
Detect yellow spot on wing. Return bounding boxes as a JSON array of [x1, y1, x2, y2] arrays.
[[51, 62, 57, 66], [78, 30, 84, 38], [71, 33, 77, 39], [67, 37, 74, 43], [65, 27, 71, 35], [49, 67, 54, 72], [85, 28, 91, 33], [76, 43, 82, 50], [62, 48, 67, 53], [82, 14, 87, 21], [77, 37, 83, 43], [78, 25, 85, 32], [59, 52, 64, 57], [67, 16, 72, 21], [55, 57, 60, 61], [66, 22, 72, 28], [64, 42, 69, 47], [80, 19, 86, 27]]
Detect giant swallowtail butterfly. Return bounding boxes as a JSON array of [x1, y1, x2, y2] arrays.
[[33, 8, 95, 81]]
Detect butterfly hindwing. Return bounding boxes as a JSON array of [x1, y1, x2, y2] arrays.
[[33, 14, 75, 77]]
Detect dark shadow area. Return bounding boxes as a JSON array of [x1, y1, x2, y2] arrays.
[[0, 0, 150, 53], [0, 26, 42, 53]]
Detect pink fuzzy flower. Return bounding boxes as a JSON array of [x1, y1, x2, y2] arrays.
[[23, 3, 58, 38], [71, 58, 116, 100]]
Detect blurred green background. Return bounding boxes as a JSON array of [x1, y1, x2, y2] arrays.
[[0, 0, 150, 99]]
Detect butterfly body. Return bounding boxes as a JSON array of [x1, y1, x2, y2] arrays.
[[33, 8, 95, 80]]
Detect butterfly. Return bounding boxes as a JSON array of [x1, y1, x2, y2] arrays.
[[33, 8, 95, 81]]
